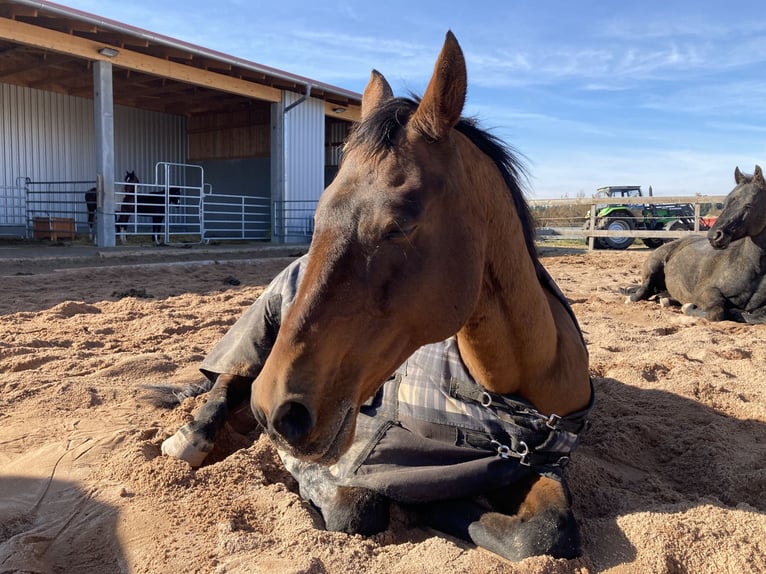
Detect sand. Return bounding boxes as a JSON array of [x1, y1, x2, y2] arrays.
[[0, 248, 764, 573]]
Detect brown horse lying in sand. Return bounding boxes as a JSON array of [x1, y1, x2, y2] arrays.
[[157, 31, 592, 562], [627, 166, 766, 323]]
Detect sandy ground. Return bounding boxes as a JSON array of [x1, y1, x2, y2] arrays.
[[0, 247, 764, 574]]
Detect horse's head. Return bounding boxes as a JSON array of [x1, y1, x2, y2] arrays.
[[708, 165, 766, 249], [250, 32, 531, 463], [169, 187, 182, 205]]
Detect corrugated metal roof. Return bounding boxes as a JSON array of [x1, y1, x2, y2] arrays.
[[0, 0, 362, 117]]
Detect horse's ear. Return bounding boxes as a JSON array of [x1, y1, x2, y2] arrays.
[[754, 165, 765, 187], [361, 70, 393, 120], [410, 30, 466, 141], [735, 166, 746, 184]]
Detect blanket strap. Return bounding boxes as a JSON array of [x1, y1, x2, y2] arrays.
[[449, 377, 593, 435]]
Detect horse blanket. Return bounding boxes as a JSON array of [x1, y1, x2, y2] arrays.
[[201, 255, 593, 503]]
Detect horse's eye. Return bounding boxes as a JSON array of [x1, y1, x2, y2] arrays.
[[381, 222, 417, 241]]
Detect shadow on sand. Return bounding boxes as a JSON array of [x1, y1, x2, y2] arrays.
[[0, 475, 126, 572], [569, 376, 765, 570]]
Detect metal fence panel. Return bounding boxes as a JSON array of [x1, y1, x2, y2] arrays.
[[273, 200, 317, 243], [0, 184, 27, 236], [202, 192, 270, 242], [22, 179, 96, 239]]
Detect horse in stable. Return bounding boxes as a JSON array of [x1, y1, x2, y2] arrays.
[[85, 171, 180, 244]]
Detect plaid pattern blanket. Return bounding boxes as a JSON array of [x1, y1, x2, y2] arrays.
[[202, 255, 592, 503]]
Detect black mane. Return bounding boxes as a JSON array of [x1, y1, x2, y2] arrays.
[[346, 97, 538, 263]]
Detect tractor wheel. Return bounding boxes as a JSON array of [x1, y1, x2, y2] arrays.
[[642, 237, 665, 249], [663, 220, 691, 244], [600, 218, 635, 250]]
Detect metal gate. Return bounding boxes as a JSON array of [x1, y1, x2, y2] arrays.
[[1, 163, 283, 244], [20, 178, 96, 240], [0, 183, 29, 237], [201, 187, 271, 242], [115, 162, 204, 244]]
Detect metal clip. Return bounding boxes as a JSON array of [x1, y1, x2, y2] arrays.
[[480, 392, 493, 408], [490, 439, 512, 459], [517, 441, 530, 466], [490, 439, 530, 465], [546, 413, 562, 430]]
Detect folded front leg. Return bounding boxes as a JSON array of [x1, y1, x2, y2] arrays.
[[162, 373, 253, 466]]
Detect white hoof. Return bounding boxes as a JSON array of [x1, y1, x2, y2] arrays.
[[161, 425, 212, 467], [660, 297, 671, 308], [681, 302, 696, 314]]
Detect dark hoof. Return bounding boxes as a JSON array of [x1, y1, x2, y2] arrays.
[[323, 486, 390, 535], [469, 508, 580, 562]]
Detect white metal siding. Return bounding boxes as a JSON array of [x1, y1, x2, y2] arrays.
[[0, 83, 187, 187], [283, 92, 325, 203], [1, 83, 94, 185]]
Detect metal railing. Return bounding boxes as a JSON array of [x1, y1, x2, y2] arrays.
[[202, 191, 270, 242], [114, 162, 204, 244], [273, 200, 317, 243], [18, 178, 96, 240], [0, 184, 27, 235]]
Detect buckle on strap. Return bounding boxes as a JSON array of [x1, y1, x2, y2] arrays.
[[546, 413, 562, 430]]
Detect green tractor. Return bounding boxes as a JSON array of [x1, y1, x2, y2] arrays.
[[585, 185, 704, 250]]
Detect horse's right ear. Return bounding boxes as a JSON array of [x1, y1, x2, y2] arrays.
[[735, 166, 746, 184], [361, 70, 393, 120], [754, 165, 765, 187], [410, 31, 467, 141]]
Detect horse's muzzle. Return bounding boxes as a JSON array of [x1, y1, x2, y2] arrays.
[[708, 228, 731, 250], [251, 395, 356, 464]]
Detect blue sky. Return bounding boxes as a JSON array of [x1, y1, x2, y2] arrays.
[[57, 1, 766, 198]]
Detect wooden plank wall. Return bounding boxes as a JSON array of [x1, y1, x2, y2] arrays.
[[188, 107, 271, 160]]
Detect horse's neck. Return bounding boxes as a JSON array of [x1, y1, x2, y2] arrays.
[[455, 189, 590, 416], [733, 232, 766, 265], [748, 230, 766, 258]]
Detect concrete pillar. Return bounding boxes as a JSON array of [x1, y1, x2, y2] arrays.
[[93, 60, 116, 247], [270, 100, 285, 243]]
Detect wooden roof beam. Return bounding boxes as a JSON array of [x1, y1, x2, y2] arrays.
[[0, 15, 282, 103]]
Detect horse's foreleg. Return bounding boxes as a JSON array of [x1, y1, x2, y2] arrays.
[[684, 287, 728, 321], [629, 258, 667, 302], [161, 373, 253, 466], [420, 475, 579, 561], [742, 306, 766, 324], [152, 216, 164, 245]]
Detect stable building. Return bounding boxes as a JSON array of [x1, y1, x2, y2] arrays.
[[0, 0, 362, 246]]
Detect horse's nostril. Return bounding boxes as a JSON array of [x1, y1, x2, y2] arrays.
[[271, 400, 314, 445]]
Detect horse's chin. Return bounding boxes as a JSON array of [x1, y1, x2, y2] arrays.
[[709, 237, 731, 250], [272, 406, 357, 466]]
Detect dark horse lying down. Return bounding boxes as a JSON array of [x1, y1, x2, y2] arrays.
[[116, 171, 180, 244], [627, 165, 766, 323], [156, 32, 592, 562]]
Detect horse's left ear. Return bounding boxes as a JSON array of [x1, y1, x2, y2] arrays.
[[410, 31, 467, 141], [754, 165, 765, 187], [361, 70, 394, 120]]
